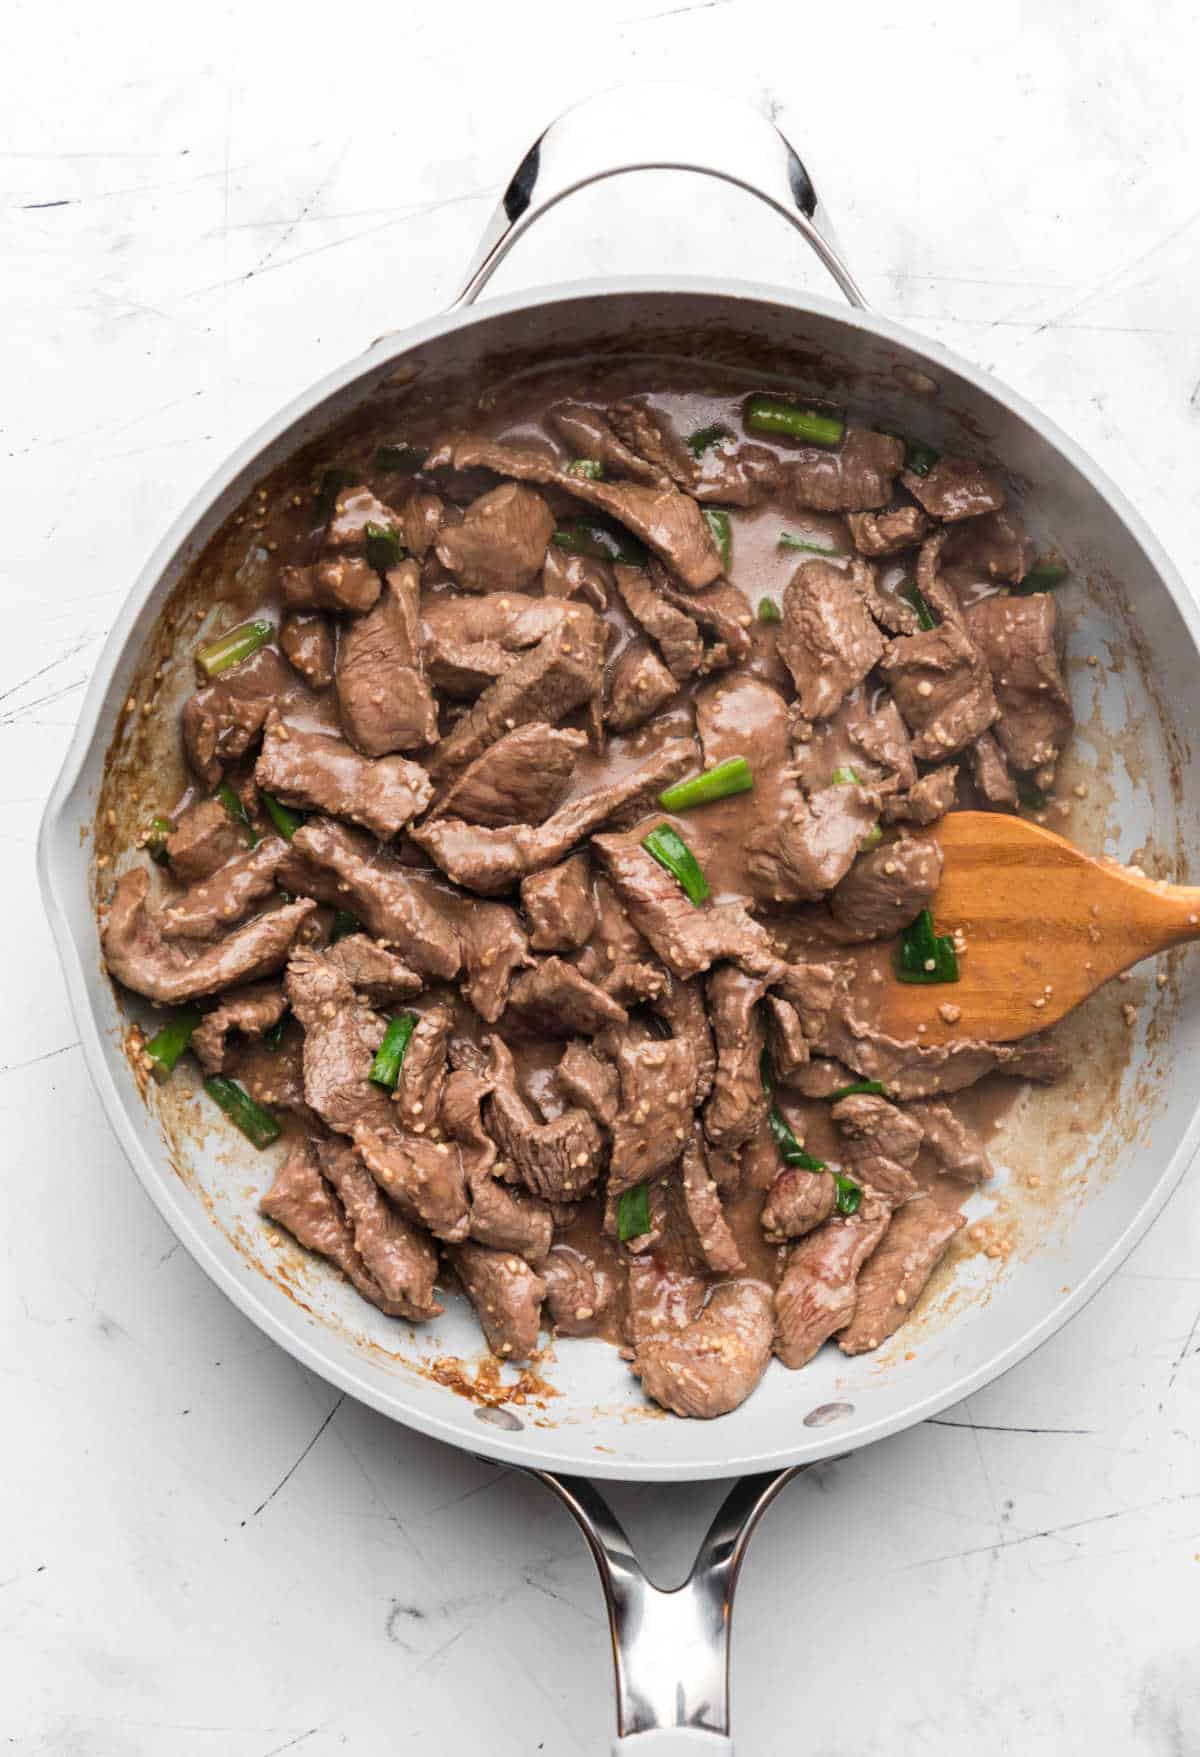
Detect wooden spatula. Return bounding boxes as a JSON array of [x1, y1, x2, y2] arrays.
[[873, 811, 1198, 1047]]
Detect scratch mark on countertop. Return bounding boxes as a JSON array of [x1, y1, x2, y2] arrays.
[[638, 0, 732, 19], [1162, 1301, 1200, 1404], [928, 1418, 1096, 1436], [0, 1041, 79, 1078], [1031, 205, 1200, 336], [20, 199, 75, 210], [0, 678, 88, 727], [0, 637, 94, 707], [245, 1393, 345, 1523], [259, 1729, 322, 1757], [890, 1489, 1200, 1574]]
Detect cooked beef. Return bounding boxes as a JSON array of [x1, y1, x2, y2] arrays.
[[422, 588, 589, 658], [773, 1192, 893, 1369], [324, 934, 422, 1005], [158, 836, 288, 941], [615, 563, 704, 679], [455, 901, 530, 1023], [841, 698, 917, 797], [256, 713, 432, 840], [316, 1137, 443, 1320], [846, 505, 930, 557], [434, 482, 555, 592], [679, 1130, 743, 1272], [653, 975, 716, 1104], [280, 612, 336, 690], [614, 403, 780, 508], [448, 1241, 547, 1360], [191, 980, 287, 1073], [761, 1167, 838, 1243], [970, 729, 1018, 808], [828, 834, 943, 941], [284, 946, 393, 1136], [778, 559, 886, 721], [485, 1036, 603, 1202], [747, 779, 881, 907], [703, 966, 770, 1151], [608, 1034, 696, 1193], [261, 1138, 399, 1313], [832, 1093, 924, 1167], [766, 995, 810, 1081], [431, 724, 586, 827], [280, 556, 381, 614], [521, 854, 595, 952], [548, 401, 664, 483], [902, 455, 1006, 522], [164, 799, 247, 883], [606, 398, 699, 486], [392, 1005, 451, 1134], [335, 561, 438, 755], [506, 957, 628, 1037], [440, 1067, 554, 1260], [907, 1100, 992, 1183], [542, 1243, 619, 1336], [606, 640, 679, 731], [778, 429, 904, 513], [593, 828, 777, 981], [839, 1199, 965, 1354], [541, 543, 613, 610], [943, 508, 1034, 583], [352, 1123, 470, 1242], [881, 763, 960, 826], [182, 647, 294, 786], [633, 1280, 773, 1419], [880, 620, 999, 760], [556, 1039, 620, 1128], [964, 592, 1073, 772], [652, 569, 754, 670], [821, 1007, 1066, 1099], [102, 868, 315, 1005], [788, 1056, 857, 1098], [324, 485, 405, 550], [234, 1025, 309, 1117]]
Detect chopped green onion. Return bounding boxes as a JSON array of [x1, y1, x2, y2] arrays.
[[215, 781, 258, 848], [144, 814, 173, 865], [896, 907, 960, 984], [315, 466, 355, 523], [767, 1106, 826, 1172], [1019, 555, 1070, 594], [778, 532, 838, 556], [145, 1008, 201, 1082], [262, 1013, 288, 1050], [830, 765, 861, 786], [828, 1079, 890, 1103], [833, 1172, 863, 1216], [900, 582, 938, 631], [659, 757, 753, 813], [641, 824, 710, 905], [261, 791, 304, 842], [204, 1075, 281, 1149], [745, 395, 845, 448], [903, 439, 939, 477], [1018, 780, 1048, 811], [196, 619, 273, 681], [364, 520, 403, 571], [375, 442, 426, 475], [861, 824, 884, 852], [567, 458, 604, 480], [370, 1012, 418, 1090], [688, 422, 732, 456], [329, 909, 361, 944], [552, 521, 647, 567], [703, 508, 731, 570], [617, 1182, 652, 1243]]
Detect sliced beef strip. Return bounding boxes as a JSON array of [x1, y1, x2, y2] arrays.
[[182, 647, 295, 787], [191, 980, 287, 1073], [606, 640, 679, 731], [324, 485, 407, 550], [820, 1005, 1066, 1100], [652, 568, 754, 670], [751, 780, 882, 906], [280, 556, 381, 615], [284, 946, 394, 1136], [352, 1122, 471, 1242], [455, 901, 530, 1024], [942, 508, 1034, 583], [624, 1234, 708, 1346], [761, 1167, 838, 1244], [773, 1192, 894, 1369], [609, 1034, 697, 1194], [679, 1129, 743, 1273], [906, 1100, 992, 1183], [548, 401, 665, 483], [610, 400, 779, 507], [703, 966, 770, 1152], [411, 739, 695, 895], [278, 818, 461, 980], [828, 834, 943, 941], [778, 558, 886, 721], [846, 505, 931, 557], [256, 712, 432, 840], [879, 620, 999, 761], [422, 589, 589, 662], [606, 398, 699, 488], [392, 1004, 452, 1135], [615, 563, 704, 680], [542, 1243, 619, 1337], [831, 1093, 924, 1167], [430, 724, 586, 827], [851, 1155, 920, 1204], [541, 543, 612, 610], [556, 1039, 620, 1128], [440, 1067, 554, 1260], [964, 592, 1073, 772], [521, 853, 595, 952], [839, 1199, 966, 1355], [788, 1056, 857, 1099], [316, 1137, 443, 1320], [165, 798, 247, 883], [485, 1036, 604, 1202], [881, 763, 960, 827], [261, 1138, 401, 1314], [448, 1240, 547, 1360], [434, 482, 555, 593], [634, 1280, 774, 1420], [324, 934, 422, 1005], [101, 868, 316, 1005], [839, 697, 917, 796], [422, 637, 515, 699], [425, 430, 724, 590], [766, 995, 810, 1080], [159, 836, 288, 941], [970, 729, 1018, 808], [335, 561, 439, 756], [506, 958, 628, 1037], [777, 428, 904, 513], [901, 455, 1006, 522], [280, 612, 336, 690], [234, 1027, 309, 1118], [652, 974, 716, 1104]]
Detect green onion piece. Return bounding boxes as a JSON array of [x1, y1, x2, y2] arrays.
[[144, 814, 173, 865], [262, 1013, 288, 1050], [375, 442, 426, 475], [659, 756, 753, 813], [567, 458, 604, 480], [215, 781, 258, 848], [261, 791, 303, 842], [745, 395, 844, 448], [1019, 555, 1070, 594], [641, 824, 710, 905], [703, 508, 732, 570], [900, 582, 938, 631], [617, 1182, 652, 1243], [828, 1079, 890, 1103], [688, 422, 732, 456], [757, 598, 782, 627], [1018, 780, 1048, 811], [767, 1106, 826, 1172], [895, 907, 960, 984], [145, 1008, 201, 1082], [315, 466, 355, 523], [329, 909, 360, 944], [552, 521, 647, 567], [778, 531, 838, 556], [903, 439, 939, 477], [204, 1075, 281, 1149], [364, 520, 404, 572], [370, 1012, 418, 1090], [862, 824, 883, 851], [196, 619, 273, 681], [833, 1172, 863, 1216], [830, 765, 861, 786]]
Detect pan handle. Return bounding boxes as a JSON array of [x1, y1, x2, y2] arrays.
[[450, 84, 866, 311], [531, 1465, 799, 1753]]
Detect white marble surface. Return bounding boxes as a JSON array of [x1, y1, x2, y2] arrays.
[[6, 2, 1200, 1750]]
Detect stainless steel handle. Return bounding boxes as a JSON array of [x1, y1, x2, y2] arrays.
[[451, 84, 866, 311], [532, 1466, 800, 1753]]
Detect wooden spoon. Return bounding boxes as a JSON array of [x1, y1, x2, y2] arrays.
[[873, 811, 1199, 1047]]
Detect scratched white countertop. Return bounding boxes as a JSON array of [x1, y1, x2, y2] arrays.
[[6, 2, 1200, 1751]]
